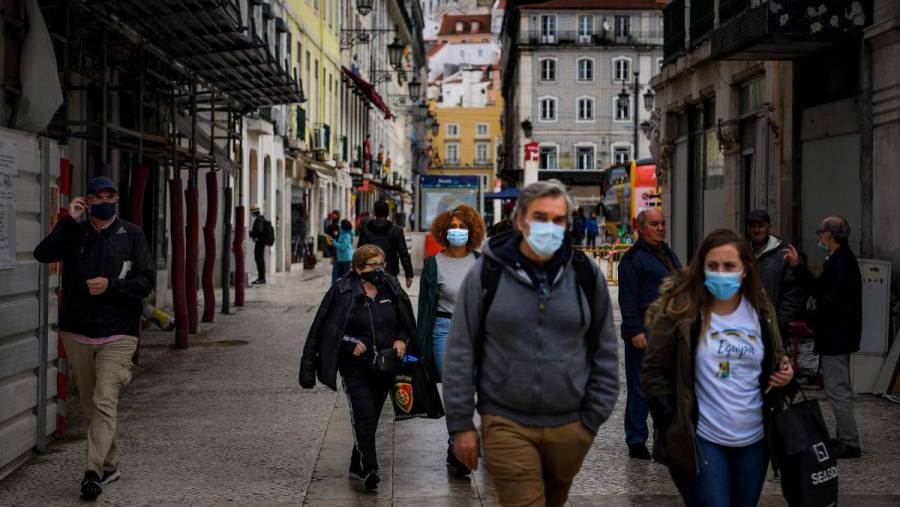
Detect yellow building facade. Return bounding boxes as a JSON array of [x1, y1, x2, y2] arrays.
[[428, 98, 503, 181]]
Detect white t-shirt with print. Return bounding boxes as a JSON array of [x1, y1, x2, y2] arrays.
[[695, 296, 765, 447]]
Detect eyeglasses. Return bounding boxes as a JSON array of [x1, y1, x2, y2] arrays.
[[364, 262, 385, 270]]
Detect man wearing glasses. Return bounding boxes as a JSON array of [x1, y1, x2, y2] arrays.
[[443, 180, 619, 506], [784, 216, 862, 459], [34, 176, 154, 499]]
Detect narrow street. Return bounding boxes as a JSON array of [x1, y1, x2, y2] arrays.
[[2, 266, 900, 506]]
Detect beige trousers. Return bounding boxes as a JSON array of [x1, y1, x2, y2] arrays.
[[61, 333, 137, 474], [481, 415, 595, 507]]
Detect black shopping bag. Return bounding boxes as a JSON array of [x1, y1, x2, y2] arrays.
[[775, 385, 839, 507], [391, 357, 445, 421]]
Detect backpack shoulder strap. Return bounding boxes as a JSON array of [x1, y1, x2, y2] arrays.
[[572, 250, 599, 353], [479, 255, 503, 338]]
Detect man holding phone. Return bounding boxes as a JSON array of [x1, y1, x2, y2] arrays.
[[33, 176, 154, 499]]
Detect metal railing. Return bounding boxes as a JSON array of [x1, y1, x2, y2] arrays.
[[664, 0, 686, 62], [520, 29, 663, 47], [690, 0, 715, 45]]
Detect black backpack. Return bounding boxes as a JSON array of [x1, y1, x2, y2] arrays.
[[478, 248, 599, 356], [264, 219, 275, 246]]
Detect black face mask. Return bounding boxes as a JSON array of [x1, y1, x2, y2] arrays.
[[360, 270, 385, 286]]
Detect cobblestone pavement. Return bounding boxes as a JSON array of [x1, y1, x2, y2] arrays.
[[2, 264, 900, 506]]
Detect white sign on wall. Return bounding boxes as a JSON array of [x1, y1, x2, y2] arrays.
[[0, 137, 17, 270]]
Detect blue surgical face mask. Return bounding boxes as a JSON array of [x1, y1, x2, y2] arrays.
[[704, 271, 743, 301], [525, 220, 566, 258], [817, 242, 829, 253], [447, 228, 469, 248], [90, 202, 117, 220]]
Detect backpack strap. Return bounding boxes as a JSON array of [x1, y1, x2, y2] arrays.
[[474, 255, 504, 380], [571, 249, 599, 354]]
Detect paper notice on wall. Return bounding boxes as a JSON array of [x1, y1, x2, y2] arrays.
[[0, 138, 18, 270]]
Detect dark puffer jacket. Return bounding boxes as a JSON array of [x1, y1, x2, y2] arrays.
[[357, 218, 413, 278], [33, 216, 154, 338], [754, 235, 805, 334], [642, 279, 790, 479], [299, 271, 416, 390]]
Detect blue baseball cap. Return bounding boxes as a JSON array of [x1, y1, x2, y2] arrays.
[[87, 176, 118, 196]]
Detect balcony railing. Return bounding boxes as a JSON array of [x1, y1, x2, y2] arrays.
[[520, 29, 663, 47], [690, 0, 715, 45], [664, 0, 686, 62]]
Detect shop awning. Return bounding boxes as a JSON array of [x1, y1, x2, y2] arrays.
[[342, 67, 393, 120], [484, 187, 519, 200]]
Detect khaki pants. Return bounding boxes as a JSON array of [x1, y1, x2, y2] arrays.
[[482, 415, 594, 507], [62, 333, 137, 474]]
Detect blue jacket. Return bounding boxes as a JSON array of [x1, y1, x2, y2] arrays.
[[587, 218, 599, 235], [617, 239, 681, 341], [335, 230, 353, 262]]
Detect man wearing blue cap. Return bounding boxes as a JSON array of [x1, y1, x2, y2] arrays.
[[33, 175, 154, 500]]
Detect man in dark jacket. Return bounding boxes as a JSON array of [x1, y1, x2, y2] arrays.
[[33, 176, 153, 500], [249, 204, 267, 284], [617, 207, 681, 459], [746, 209, 805, 336], [444, 180, 618, 506], [785, 215, 862, 459], [358, 200, 414, 288]]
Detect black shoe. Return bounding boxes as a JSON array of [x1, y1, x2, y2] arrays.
[[447, 447, 471, 478], [363, 469, 381, 491], [252, 279, 266, 285], [834, 442, 862, 459], [628, 443, 652, 460], [100, 468, 120, 485], [80, 471, 103, 500], [349, 462, 364, 481]]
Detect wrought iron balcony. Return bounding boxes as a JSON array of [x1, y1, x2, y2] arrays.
[[520, 29, 663, 47], [690, 0, 715, 45], [711, 0, 872, 60], [663, 0, 686, 63]]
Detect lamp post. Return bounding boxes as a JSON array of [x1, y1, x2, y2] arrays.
[[356, 0, 373, 16], [387, 33, 405, 70], [618, 71, 642, 162], [407, 76, 421, 99]]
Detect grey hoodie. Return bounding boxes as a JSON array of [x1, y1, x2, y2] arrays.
[[443, 235, 619, 435], [754, 235, 805, 332]]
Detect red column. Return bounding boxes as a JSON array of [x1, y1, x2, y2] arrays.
[[185, 186, 200, 333], [128, 165, 150, 226], [170, 178, 189, 348], [233, 206, 245, 306], [202, 171, 218, 322]]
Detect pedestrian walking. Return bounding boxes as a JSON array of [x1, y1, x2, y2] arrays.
[[746, 209, 806, 338], [617, 207, 681, 459], [357, 200, 414, 288], [33, 176, 154, 500], [249, 204, 273, 284], [325, 209, 341, 258], [784, 215, 862, 459], [642, 229, 795, 507], [571, 207, 586, 246], [331, 219, 354, 285], [586, 212, 599, 247], [443, 180, 619, 507], [299, 245, 416, 491], [416, 205, 485, 477]]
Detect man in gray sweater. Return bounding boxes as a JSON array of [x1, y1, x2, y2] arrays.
[[443, 180, 619, 507]]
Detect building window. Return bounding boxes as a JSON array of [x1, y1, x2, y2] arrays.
[[472, 21, 480, 32], [578, 15, 593, 43], [614, 95, 631, 121], [456, 21, 464, 32], [613, 57, 631, 82], [476, 123, 489, 137], [657, 58, 664, 74], [446, 143, 459, 163], [476, 142, 490, 164], [540, 58, 556, 81], [613, 145, 632, 164], [576, 146, 595, 169], [541, 15, 556, 43], [615, 15, 630, 38], [446, 123, 459, 137], [577, 58, 594, 81], [577, 97, 594, 121], [539, 146, 558, 169], [539, 97, 557, 121]]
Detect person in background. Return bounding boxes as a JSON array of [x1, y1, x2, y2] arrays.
[[444, 180, 618, 507], [746, 209, 805, 341], [299, 245, 416, 491], [249, 204, 268, 284], [784, 216, 862, 459], [358, 200, 414, 289], [571, 207, 586, 246], [332, 219, 354, 285], [416, 205, 485, 477], [617, 207, 681, 459], [33, 176, 154, 500], [586, 212, 599, 247], [643, 229, 794, 507], [324, 210, 341, 258]]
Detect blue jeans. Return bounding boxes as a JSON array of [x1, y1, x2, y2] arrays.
[[624, 341, 650, 445], [671, 437, 769, 507], [431, 317, 452, 381], [332, 261, 350, 285]]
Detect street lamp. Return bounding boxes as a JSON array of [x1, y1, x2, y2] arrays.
[[425, 113, 435, 131], [617, 88, 630, 111], [407, 76, 421, 98], [431, 120, 440, 137], [416, 101, 429, 121], [356, 0, 373, 16], [617, 71, 642, 162], [643, 88, 655, 112], [520, 118, 533, 138], [388, 34, 405, 70]]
